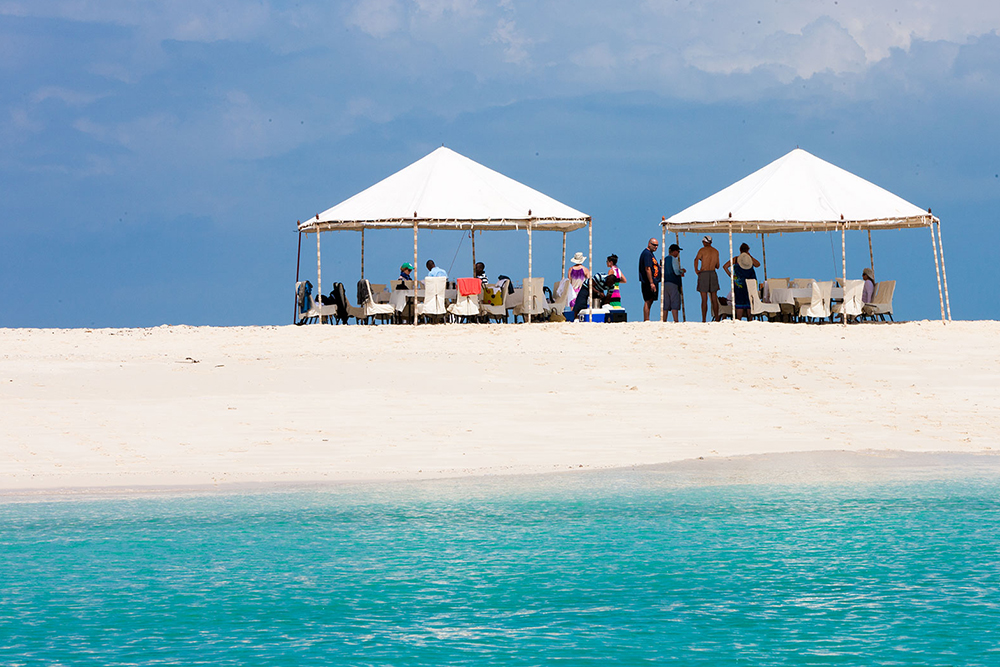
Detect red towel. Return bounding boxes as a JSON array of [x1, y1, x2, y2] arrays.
[[457, 277, 482, 297]]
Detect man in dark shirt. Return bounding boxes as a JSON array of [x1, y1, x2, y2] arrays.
[[638, 238, 660, 321]]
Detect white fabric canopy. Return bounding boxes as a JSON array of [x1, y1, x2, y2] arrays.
[[663, 148, 937, 233], [298, 146, 590, 232]]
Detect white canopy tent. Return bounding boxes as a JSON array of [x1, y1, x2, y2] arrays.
[[296, 146, 592, 323], [661, 148, 951, 322]]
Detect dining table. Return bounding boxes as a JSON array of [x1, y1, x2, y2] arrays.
[[767, 285, 844, 305], [389, 287, 459, 312]]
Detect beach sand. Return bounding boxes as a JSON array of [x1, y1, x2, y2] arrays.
[[1, 321, 998, 492]]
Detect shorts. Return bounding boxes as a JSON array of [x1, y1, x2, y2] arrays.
[[697, 270, 720, 293], [641, 281, 658, 302], [663, 282, 681, 311]]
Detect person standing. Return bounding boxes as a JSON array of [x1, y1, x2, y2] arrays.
[[638, 238, 660, 321], [723, 243, 760, 321], [606, 254, 626, 308], [693, 235, 720, 322], [662, 243, 686, 322]]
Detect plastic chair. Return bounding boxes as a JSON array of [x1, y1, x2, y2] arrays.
[[513, 277, 546, 323], [798, 280, 832, 322], [746, 279, 781, 321], [833, 279, 864, 322], [862, 280, 896, 321]]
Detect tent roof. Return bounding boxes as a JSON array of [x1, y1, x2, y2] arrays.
[[298, 146, 590, 233], [663, 148, 937, 233]]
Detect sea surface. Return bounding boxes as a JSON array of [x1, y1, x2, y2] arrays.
[[2, 461, 999, 665]]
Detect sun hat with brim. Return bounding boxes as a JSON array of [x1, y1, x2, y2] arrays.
[[571, 252, 586, 265], [737, 253, 753, 270], [703, 235, 713, 244], [401, 262, 414, 270], [863, 267, 874, 280]]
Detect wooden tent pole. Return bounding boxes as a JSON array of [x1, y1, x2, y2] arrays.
[[677, 232, 686, 322], [936, 220, 952, 321], [360, 228, 365, 280], [760, 233, 768, 281], [929, 223, 946, 323], [471, 228, 476, 273], [728, 223, 735, 323], [660, 224, 666, 322], [413, 221, 419, 326], [527, 221, 533, 324], [294, 230, 302, 323], [561, 232, 567, 279], [841, 223, 847, 326], [316, 230, 322, 304], [867, 230, 874, 273]]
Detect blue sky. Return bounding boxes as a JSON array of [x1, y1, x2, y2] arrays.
[[1, 0, 998, 326]]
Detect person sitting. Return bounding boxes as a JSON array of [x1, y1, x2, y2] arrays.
[[475, 262, 489, 288], [723, 243, 761, 321], [862, 267, 876, 303], [425, 259, 447, 279], [399, 262, 414, 281]]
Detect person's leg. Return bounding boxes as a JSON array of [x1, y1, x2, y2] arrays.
[[671, 309, 679, 322], [700, 291, 709, 322], [711, 292, 720, 320], [643, 299, 652, 321]]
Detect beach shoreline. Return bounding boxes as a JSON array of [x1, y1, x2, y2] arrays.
[[2, 321, 998, 494]]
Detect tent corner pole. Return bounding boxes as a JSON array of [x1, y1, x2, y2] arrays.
[[841, 223, 847, 326], [294, 230, 302, 324], [728, 224, 735, 323], [527, 221, 533, 324], [760, 233, 768, 282], [936, 221, 952, 321], [677, 232, 686, 322], [587, 219, 593, 320], [660, 225, 666, 322], [360, 228, 365, 280], [471, 227, 476, 273], [867, 230, 874, 273], [929, 222, 945, 324], [413, 222, 419, 326], [561, 231, 567, 279], [316, 229, 322, 307]]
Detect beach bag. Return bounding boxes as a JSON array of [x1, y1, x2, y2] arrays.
[[483, 287, 503, 306]]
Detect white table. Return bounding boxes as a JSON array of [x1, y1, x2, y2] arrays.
[[389, 288, 458, 312], [768, 286, 844, 305]]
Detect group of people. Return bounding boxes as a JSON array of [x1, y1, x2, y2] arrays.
[[638, 235, 764, 322]]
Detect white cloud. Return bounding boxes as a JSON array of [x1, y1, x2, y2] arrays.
[[492, 16, 530, 65], [348, 0, 404, 37], [30, 86, 107, 106]]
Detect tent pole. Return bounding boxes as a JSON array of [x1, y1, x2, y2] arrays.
[[527, 221, 533, 324], [561, 232, 566, 279], [760, 233, 768, 282], [294, 230, 302, 324], [867, 230, 874, 273], [660, 224, 666, 322], [929, 223, 945, 323], [841, 223, 847, 326], [728, 223, 735, 323], [677, 232, 686, 322], [360, 228, 365, 280], [413, 222, 419, 326], [316, 230, 322, 305], [936, 221, 952, 321], [471, 228, 476, 273], [588, 219, 593, 320]]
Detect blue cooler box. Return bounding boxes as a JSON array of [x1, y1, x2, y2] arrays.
[[580, 311, 606, 323]]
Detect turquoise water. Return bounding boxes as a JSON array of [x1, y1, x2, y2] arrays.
[[2, 472, 999, 665]]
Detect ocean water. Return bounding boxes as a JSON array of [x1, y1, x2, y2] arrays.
[[2, 469, 999, 665]]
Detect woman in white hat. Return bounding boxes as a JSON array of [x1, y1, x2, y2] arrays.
[[566, 252, 590, 307], [723, 243, 761, 320]]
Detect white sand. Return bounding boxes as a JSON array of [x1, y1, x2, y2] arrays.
[[1, 321, 998, 492]]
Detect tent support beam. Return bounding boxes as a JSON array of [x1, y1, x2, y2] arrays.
[[360, 228, 365, 280], [527, 221, 533, 324], [561, 232, 566, 279], [413, 222, 418, 325], [841, 223, 847, 326], [867, 230, 874, 273], [760, 233, 768, 282], [929, 223, 946, 323], [936, 221, 952, 321], [316, 231, 322, 307], [728, 223, 735, 323], [660, 226, 666, 322], [471, 228, 476, 273], [294, 231, 302, 323], [588, 220, 593, 319], [677, 232, 686, 322]]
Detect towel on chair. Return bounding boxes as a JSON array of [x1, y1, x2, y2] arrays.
[[457, 278, 482, 297]]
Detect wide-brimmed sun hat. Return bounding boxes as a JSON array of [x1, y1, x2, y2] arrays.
[[863, 267, 874, 280], [737, 253, 753, 270], [571, 252, 586, 265]]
